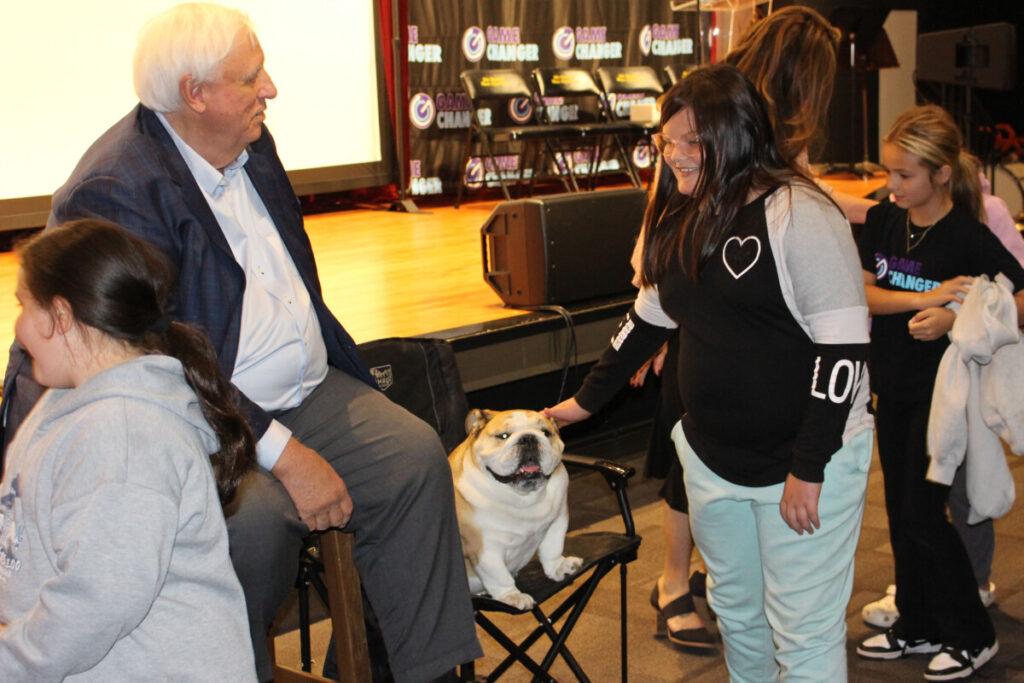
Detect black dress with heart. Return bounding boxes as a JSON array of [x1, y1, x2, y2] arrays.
[[658, 189, 816, 486], [576, 186, 868, 488]]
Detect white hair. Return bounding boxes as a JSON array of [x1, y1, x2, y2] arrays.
[[133, 2, 257, 112]]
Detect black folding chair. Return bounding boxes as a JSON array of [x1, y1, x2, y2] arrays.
[[592, 66, 666, 191], [355, 337, 642, 683], [456, 69, 581, 207], [663, 64, 695, 87], [531, 67, 643, 190]]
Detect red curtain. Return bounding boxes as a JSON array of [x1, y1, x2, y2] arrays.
[[378, 0, 409, 184]]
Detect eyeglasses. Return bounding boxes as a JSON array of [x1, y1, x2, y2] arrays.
[[650, 132, 701, 157]]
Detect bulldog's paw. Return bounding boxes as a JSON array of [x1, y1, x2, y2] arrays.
[[544, 555, 583, 582], [495, 589, 536, 610]]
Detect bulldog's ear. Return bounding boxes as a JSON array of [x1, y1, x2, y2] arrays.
[[465, 408, 493, 435]]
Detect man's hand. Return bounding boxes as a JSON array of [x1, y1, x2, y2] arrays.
[[908, 307, 957, 341], [779, 474, 822, 535], [272, 437, 353, 531]]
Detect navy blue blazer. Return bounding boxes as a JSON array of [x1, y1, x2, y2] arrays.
[[19, 105, 373, 442]]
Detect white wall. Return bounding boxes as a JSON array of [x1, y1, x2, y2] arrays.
[[878, 10, 918, 161], [0, 0, 382, 201]]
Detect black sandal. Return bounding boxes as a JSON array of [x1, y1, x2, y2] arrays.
[[689, 570, 716, 619], [650, 584, 715, 651]]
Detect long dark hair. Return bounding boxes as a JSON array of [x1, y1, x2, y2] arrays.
[[640, 64, 823, 286], [19, 219, 254, 503]]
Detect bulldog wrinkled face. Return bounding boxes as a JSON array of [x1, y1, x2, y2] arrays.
[[469, 410, 564, 493]]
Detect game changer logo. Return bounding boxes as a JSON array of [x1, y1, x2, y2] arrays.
[[483, 25, 539, 62], [462, 26, 486, 62], [572, 26, 622, 60], [874, 252, 940, 292], [632, 142, 653, 169], [552, 26, 575, 60], [408, 92, 436, 130], [638, 25, 654, 56], [508, 97, 533, 124], [464, 157, 485, 189], [408, 25, 442, 63], [643, 24, 693, 56]]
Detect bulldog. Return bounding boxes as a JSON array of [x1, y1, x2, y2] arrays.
[[449, 408, 583, 610]]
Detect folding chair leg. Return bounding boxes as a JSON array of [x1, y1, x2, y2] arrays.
[[611, 134, 641, 187], [619, 563, 628, 683], [589, 139, 603, 191], [476, 613, 556, 682], [297, 568, 313, 672], [474, 562, 623, 683], [455, 126, 473, 208], [531, 608, 589, 683], [546, 139, 580, 192], [517, 140, 537, 199], [533, 569, 604, 681], [480, 135, 512, 201]]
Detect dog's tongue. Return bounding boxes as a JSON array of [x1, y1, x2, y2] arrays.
[[518, 463, 541, 474]]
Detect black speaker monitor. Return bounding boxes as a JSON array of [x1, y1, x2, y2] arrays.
[[481, 188, 647, 307]]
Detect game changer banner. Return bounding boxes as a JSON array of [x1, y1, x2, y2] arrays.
[[405, 0, 700, 198]]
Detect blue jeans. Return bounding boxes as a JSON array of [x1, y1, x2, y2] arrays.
[[676, 424, 872, 682]]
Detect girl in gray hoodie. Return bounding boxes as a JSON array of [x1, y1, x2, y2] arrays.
[[0, 219, 258, 681]]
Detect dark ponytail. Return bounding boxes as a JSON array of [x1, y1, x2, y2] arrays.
[[19, 219, 254, 503]]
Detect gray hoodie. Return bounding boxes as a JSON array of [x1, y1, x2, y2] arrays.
[[927, 273, 1024, 522], [0, 355, 256, 681]]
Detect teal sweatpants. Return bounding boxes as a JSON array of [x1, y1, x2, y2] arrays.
[[675, 424, 872, 683]]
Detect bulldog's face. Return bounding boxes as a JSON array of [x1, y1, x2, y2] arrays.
[[465, 409, 564, 493]]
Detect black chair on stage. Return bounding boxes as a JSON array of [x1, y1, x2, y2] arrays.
[[456, 69, 580, 208], [594, 65, 665, 188], [662, 64, 694, 88], [355, 336, 642, 683], [594, 65, 664, 135], [531, 67, 642, 190]]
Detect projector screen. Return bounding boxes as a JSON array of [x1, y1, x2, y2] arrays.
[[0, 0, 394, 230]]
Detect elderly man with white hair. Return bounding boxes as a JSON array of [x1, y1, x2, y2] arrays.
[[0, 3, 480, 681]]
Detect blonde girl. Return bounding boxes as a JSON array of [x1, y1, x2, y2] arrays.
[[855, 105, 1024, 680]]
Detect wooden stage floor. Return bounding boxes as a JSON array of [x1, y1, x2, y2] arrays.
[[0, 173, 886, 374]]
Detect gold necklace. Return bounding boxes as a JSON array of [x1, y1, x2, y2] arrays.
[[906, 210, 939, 252]]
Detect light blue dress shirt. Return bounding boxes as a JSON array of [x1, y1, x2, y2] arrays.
[[157, 113, 329, 469]]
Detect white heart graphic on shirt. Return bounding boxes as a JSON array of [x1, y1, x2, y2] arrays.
[[722, 235, 761, 279]]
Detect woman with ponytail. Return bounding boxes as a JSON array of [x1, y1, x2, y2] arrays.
[[854, 105, 1024, 680], [0, 219, 257, 680]]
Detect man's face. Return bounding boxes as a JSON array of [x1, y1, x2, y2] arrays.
[[198, 31, 277, 162]]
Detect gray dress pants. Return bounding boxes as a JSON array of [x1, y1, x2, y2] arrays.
[[224, 368, 480, 682]]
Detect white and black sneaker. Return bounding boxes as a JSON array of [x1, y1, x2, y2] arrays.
[[924, 641, 999, 680], [857, 629, 942, 660]]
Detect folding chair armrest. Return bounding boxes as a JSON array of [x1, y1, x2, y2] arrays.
[[562, 453, 637, 536], [562, 453, 634, 482]]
